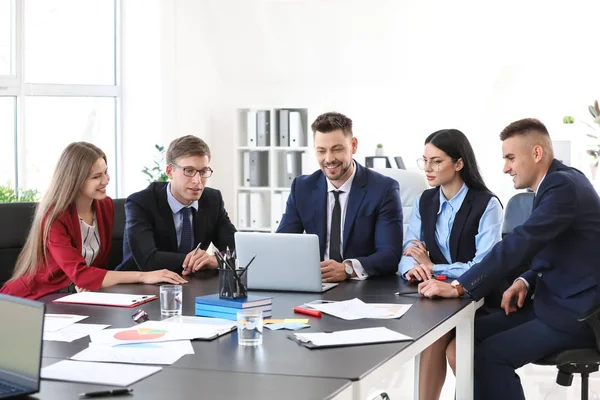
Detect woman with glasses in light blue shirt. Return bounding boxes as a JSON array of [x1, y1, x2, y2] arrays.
[[398, 129, 503, 400]]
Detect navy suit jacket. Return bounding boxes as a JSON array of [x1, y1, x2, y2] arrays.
[[460, 160, 600, 334], [276, 162, 403, 277], [117, 182, 236, 272]]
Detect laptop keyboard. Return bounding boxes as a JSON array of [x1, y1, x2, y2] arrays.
[[0, 379, 22, 396]]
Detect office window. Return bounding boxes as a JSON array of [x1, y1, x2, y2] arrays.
[[0, 97, 16, 186], [0, 0, 13, 76], [25, 0, 116, 85], [0, 0, 120, 200], [24, 97, 116, 195]]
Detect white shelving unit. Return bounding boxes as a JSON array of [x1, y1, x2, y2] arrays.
[[234, 108, 316, 233]]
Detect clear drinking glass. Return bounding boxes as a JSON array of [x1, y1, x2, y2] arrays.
[[237, 309, 263, 346], [160, 285, 182, 317]]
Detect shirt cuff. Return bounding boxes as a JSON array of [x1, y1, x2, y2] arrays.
[[516, 277, 530, 294], [345, 259, 368, 281]]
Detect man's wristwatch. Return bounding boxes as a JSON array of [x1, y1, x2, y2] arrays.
[[344, 263, 354, 280], [451, 280, 465, 298]]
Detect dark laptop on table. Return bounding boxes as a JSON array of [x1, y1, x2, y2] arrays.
[[0, 294, 45, 399]]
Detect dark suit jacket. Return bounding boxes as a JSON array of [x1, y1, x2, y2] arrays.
[[460, 160, 600, 334], [276, 161, 403, 277], [117, 182, 236, 272]]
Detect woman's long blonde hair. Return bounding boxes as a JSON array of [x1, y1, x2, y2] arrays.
[[10, 142, 107, 281]]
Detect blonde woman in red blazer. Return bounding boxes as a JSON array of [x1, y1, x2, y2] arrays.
[[1, 142, 186, 300]]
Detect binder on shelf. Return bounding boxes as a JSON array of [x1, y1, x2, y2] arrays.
[[256, 110, 270, 146], [246, 111, 257, 147], [237, 192, 250, 228], [289, 111, 304, 147], [271, 192, 283, 230], [248, 151, 269, 187], [242, 152, 251, 187], [278, 110, 290, 147], [280, 191, 290, 213], [284, 152, 302, 186], [250, 192, 266, 228]]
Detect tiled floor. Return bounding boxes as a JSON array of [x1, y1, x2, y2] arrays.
[[380, 359, 600, 399]]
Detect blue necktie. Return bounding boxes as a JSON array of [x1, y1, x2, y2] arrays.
[[179, 207, 193, 253]]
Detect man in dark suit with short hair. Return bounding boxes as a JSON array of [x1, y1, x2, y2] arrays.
[[418, 118, 600, 400], [277, 112, 403, 282], [117, 135, 236, 274]]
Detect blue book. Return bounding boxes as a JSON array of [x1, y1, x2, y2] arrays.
[[194, 303, 272, 315], [195, 308, 272, 320], [195, 294, 272, 309]]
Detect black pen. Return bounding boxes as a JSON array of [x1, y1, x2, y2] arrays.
[[79, 388, 133, 398], [239, 254, 257, 278]]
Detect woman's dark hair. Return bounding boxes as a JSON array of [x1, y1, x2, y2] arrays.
[[425, 129, 491, 193]]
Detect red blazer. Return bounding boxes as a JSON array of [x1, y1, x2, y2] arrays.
[[0, 197, 114, 300]]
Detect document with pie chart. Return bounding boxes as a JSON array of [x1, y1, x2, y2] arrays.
[[89, 321, 234, 345]]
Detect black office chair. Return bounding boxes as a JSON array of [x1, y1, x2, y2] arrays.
[[503, 191, 600, 400]]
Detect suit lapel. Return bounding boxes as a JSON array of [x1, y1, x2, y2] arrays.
[[312, 175, 328, 260], [193, 200, 208, 249], [157, 184, 179, 251], [533, 159, 563, 210], [343, 163, 367, 255]]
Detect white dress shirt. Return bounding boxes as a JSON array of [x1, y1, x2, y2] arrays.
[[324, 162, 368, 280], [79, 214, 100, 266]]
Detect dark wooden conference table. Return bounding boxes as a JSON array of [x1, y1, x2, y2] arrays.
[[34, 272, 480, 400]]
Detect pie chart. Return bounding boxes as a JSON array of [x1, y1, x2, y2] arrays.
[[114, 327, 167, 341]]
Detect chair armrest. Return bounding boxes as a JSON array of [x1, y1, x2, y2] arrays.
[[578, 303, 600, 323], [578, 303, 600, 352]]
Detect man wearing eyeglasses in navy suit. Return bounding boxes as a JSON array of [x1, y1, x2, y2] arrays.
[[117, 135, 236, 274]]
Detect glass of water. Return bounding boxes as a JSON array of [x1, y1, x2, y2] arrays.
[[237, 309, 263, 346], [160, 285, 182, 317]]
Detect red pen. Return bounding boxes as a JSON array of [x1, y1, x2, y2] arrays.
[[293, 306, 322, 318]]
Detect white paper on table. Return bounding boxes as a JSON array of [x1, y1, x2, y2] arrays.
[[89, 321, 233, 345], [43, 314, 88, 332], [41, 360, 162, 387], [293, 327, 413, 347], [89, 339, 195, 355], [43, 323, 110, 342], [366, 303, 413, 319], [162, 315, 237, 329], [307, 298, 409, 320], [71, 341, 190, 365]]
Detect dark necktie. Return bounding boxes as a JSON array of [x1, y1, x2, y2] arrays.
[[179, 207, 193, 253], [329, 190, 343, 262]]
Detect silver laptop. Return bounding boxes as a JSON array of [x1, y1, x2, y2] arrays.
[[235, 232, 339, 292], [0, 294, 45, 399]]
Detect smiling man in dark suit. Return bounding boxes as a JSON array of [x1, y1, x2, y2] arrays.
[[418, 118, 600, 400], [276, 112, 403, 282], [117, 135, 236, 275]]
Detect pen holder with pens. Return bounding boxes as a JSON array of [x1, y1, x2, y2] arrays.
[[216, 252, 247, 299]]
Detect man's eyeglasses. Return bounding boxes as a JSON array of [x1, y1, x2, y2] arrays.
[[416, 158, 447, 172], [169, 163, 214, 178]]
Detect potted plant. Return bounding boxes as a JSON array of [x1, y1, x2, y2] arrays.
[[375, 143, 384, 156], [141, 144, 169, 183], [564, 100, 600, 178]]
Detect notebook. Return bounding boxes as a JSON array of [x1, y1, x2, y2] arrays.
[[53, 292, 157, 308]]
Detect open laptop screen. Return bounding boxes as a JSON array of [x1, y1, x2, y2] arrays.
[[0, 294, 45, 394]]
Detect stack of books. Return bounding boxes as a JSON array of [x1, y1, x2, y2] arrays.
[[195, 294, 273, 321]]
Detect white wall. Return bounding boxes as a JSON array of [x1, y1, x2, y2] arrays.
[[123, 0, 600, 211]]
